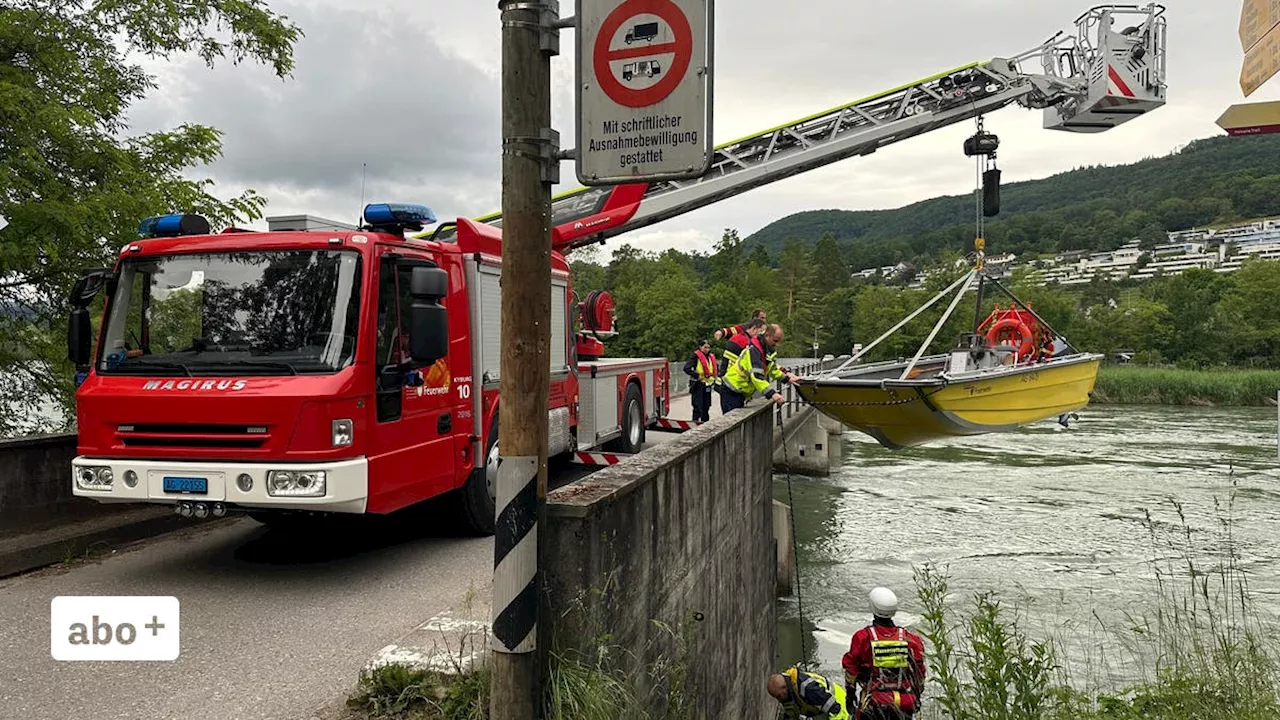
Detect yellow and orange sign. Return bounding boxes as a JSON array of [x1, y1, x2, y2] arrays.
[[1241, 0, 1280, 50], [1242, 0, 1280, 95], [1217, 100, 1280, 135]]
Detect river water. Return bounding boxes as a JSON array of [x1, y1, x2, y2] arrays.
[[775, 404, 1280, 693]]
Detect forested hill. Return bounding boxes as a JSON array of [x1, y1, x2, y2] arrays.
[[745, 133, 1280, 270]]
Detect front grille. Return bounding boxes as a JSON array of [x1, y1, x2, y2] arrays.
[[115, 423, 271, 449]]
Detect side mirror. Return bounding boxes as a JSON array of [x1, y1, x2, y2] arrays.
[[70, 268, 112, 307], [68, 307, 92, 366], [409, 266, 449, 365]]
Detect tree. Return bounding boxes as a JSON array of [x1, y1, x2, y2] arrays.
[[569, 258, 606, 296], [1155, 198, 1199, 231], [1214, 259, 1280, 367], [708, 228, 745, 286], [0, 0, 302, 437], [810, 232, 848, 296], [628, 258, 701, 360], [774, 238, 819, 355], [698, 282, 746, 341], [1058, 224, 1093, 252], [747, 243, 773, 269], [1144, 267, 1228, 364], [851, 285, 915, 360], [819, 286, 861, 357]]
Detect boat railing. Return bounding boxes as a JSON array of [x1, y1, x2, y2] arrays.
[[778, 356, 846, 420], [938, 349, 1105, 382]]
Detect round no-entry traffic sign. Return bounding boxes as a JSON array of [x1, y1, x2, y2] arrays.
[[593, 0, 693, 108]]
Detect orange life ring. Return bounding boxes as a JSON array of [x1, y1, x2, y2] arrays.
[[985, 318, 1034, 358]]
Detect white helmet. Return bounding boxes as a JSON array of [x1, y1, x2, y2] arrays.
[[869, 587, 898, 618]]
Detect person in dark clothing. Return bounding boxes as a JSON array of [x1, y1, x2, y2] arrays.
[[682, 339, 718, 423], [768, 667, 850, 719]]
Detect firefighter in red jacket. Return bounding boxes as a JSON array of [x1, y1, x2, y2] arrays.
[[718, 318, 765, 375], [712, 308, 766, 343], [716, 311, 796, 381], [842, 587, 927, 719]]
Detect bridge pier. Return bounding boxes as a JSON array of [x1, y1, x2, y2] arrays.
[[773, 498, 795, 597]]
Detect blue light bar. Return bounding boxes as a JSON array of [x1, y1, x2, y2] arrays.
[[363, 203, 437, 229], [138, 213, 211, 238]]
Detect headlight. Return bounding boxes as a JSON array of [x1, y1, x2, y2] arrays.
[[266, 470, 326, 497], [332, 419, 353, 447], [75, 466, 113, 491]]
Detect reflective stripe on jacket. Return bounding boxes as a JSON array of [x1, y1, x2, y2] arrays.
[[719, 332, 750, 377], [723, 342, 782, 399]]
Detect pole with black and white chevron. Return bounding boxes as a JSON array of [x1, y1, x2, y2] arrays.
[[492, 455, 539, 654]]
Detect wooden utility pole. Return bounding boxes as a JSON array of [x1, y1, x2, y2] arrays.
[[491, 0, 558, 717]]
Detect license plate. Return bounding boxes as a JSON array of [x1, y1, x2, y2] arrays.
[[162, 476, 208, 494]]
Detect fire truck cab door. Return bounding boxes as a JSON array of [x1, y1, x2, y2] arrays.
[[369, 251, 456, 507]]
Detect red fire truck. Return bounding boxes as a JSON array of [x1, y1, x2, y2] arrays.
[[67, 4, 1167, 533], [66, 204, 671, 534]]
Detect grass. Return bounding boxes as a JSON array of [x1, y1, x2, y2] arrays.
[[346, 595, 491, 720], [347, 664, 490, 719], [541, 591, 698, 720], [344, 578, 697, 720], [910, 480, 1280, 720], [1091, 365, 1280, 407], [344, 629, 696, 720]]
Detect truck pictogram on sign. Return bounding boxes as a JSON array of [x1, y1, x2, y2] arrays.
[[625, 22, 659, 44]]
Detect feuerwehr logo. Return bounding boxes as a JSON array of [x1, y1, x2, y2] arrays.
[[141, 380, 248, 391]]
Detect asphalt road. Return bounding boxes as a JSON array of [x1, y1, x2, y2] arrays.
[[0, 441, 688, 719], [0, 392, 700, 720], [0, 507, 494, 720]]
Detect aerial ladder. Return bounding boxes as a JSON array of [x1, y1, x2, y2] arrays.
[[427, 4, 1167, 253]]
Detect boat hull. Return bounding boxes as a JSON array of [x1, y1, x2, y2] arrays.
[[796, 354, 1102, 449]]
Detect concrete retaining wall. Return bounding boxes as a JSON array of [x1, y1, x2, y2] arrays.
[[0, 433, 91, 535], [542, 402, 777, 720]]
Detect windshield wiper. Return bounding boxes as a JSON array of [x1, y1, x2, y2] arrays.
[[113, 359, 193, 376], [206, 360, 300, 375]]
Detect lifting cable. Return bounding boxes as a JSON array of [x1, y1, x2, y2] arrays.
[[974, 116, 987, 245], [776, 407, 810, 670], [965, 114, 999, 270]]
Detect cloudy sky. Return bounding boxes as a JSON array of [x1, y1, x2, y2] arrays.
[[130, 0, 1258, 255]]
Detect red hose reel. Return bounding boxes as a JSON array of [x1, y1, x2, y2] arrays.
[[575, 290, 615, 360]]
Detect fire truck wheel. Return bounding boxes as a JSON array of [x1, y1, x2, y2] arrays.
[[458, 416, 499, 536], [606, 382, 645, 454]]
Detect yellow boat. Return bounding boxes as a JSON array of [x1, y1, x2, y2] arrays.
[[796, 350, 1102, 449], [796, 257, 1102, 449]]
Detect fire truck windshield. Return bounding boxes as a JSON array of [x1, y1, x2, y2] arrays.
[[96, 249, 362, 376]]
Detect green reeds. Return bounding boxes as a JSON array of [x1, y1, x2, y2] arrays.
[[912, 480, 1280, 720], [914, 564, 1062, 720], [1092, 365, 1280, 406]]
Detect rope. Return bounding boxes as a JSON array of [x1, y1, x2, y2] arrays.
[[776, 408, 809, 670]]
